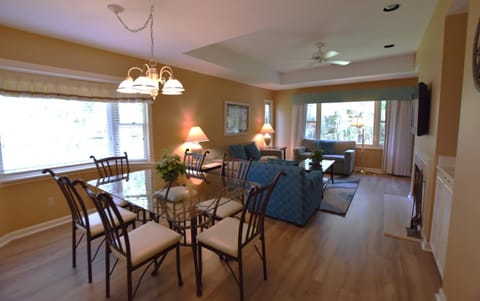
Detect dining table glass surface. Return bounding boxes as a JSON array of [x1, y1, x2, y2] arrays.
[[87, 168, 250, 222]]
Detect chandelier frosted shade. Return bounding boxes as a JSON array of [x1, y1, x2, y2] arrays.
[[162, 78, 185, 95], [117, 77, 137, 94], [132, 76, 157, 93]]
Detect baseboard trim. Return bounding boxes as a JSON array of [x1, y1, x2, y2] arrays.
[[0, 215, 70, 248], [435, 288, 447, 301], [422, 238, 432, 252]]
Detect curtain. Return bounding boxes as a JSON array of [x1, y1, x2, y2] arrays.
[[383, 100, 414, 176], [290, 103, 306, 159], [0, 68, 150, 103]]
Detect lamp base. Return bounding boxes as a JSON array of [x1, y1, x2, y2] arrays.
[[263, 136, 272, 148]]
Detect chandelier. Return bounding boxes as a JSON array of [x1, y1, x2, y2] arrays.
[[108, 4, 184, 100]]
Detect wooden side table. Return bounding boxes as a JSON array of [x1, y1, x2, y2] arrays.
[[260, 146, 287, 160]]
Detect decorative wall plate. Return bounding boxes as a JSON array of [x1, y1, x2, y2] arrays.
[[473, 17, 480, 92]]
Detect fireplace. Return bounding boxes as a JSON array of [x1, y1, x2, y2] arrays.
[[407, 163, 424, 238]]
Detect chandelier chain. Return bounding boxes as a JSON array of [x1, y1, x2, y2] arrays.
[[113, 5, 154, 58]]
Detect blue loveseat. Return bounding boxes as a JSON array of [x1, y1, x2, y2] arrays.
[[246, 160, 323, 226]]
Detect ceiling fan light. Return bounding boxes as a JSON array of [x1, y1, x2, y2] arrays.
[[162, 78, 185, 95], [333, 60, 351, 66]]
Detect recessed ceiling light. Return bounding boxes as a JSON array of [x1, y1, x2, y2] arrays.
[[383, 3, 400, 12], [384, 44, 395, 48]]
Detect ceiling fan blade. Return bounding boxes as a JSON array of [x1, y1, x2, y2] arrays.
[[329, 60, 351, 66], [324, 50, 339, 59]]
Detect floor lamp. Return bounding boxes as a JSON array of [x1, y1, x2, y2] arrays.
[[351, 116, 366, 174]]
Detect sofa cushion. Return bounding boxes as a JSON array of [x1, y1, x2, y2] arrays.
[[244, 142, 261, 160], [302, 139, 319, 152], [318, 140, 336, 154], [333, 140, 356, 154], [228, 144, 248, 160]]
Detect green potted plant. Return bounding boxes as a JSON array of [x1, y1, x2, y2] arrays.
[[155, 153, 186, 184], [309, 149, 324, 166]]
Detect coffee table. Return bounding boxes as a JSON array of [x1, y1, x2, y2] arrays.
[[300, 158, 335, 184]]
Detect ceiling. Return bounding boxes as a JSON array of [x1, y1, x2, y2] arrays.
[[0, 0, 441, 90]]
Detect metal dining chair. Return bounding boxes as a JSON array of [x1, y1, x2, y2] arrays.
[[196, 155, 252, 220], [90, 152, 130, 208], [197, 171, 286, 301], [90, 151, 130, 179], [81, 182, 184, 301], [183, 148, 210, 179], [42, 169, 137, 283]]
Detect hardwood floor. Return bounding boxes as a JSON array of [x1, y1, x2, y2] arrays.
[[0, 174, 441, 301]]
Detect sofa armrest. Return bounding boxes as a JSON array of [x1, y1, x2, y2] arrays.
[[260, 148, 282, 159], [294, 146, 306, 153], [343, 149, 356, 175], [305, 170, 323, 189]]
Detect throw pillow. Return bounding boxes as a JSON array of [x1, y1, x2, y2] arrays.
[[228, 144, 248, 160], [244, 142, 261, 160], [318, 140, 335, 154]]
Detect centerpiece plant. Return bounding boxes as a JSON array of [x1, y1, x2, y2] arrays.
[[309, 149, 324, 166], [155, 153, 186, 184]]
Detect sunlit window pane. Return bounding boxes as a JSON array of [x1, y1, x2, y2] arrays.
[[304, 100, 384, 146], [0, 95, 149, 174]]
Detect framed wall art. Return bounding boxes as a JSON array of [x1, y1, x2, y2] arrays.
[[224, 101, 249, 135]]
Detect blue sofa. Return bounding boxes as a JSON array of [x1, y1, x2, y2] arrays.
[[293, 139, 356, 176], [246, 160, 323, 226]]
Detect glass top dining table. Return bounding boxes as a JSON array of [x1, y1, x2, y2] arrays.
[[87, 167, 252, 296]]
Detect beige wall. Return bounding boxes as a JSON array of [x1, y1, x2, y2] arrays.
[[443, 1, 480, 299], [0, 26, 271, 236], [414, 0, 466, 244]]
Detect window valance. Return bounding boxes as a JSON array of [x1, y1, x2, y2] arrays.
[[291, 85, 418, 104], [0, 68, 150, 103]]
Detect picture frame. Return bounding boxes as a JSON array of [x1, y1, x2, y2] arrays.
[[224, 101, 249, 135]]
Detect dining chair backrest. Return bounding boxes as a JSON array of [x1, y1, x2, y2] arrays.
[[43, 169, 90, 231], [82, 185, 131, 261], [238, 171, 286, 248], [183, 148, 209, 178], [90, 152, 130, 178], [221, 155, 252, 181]]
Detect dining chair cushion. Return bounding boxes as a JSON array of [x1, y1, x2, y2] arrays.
[[82, 206, 137, 236], [197, 217, 250, 258], [116, 221, 182, 266], [196, 197, 243, 219], [155, 186, 197, 203]]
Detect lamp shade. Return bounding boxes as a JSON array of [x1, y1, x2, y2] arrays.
[[117, 77, 137, 94], [185, 126, 209, 143], [162, 78, 185, 95], [351, 116, 364, 128], [260, 123, 275, 134], [132, 76, 157, 93]]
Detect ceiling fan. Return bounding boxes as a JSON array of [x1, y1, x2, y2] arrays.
[[311, 42, 351, 66]]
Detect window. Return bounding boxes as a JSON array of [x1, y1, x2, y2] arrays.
[[304, 100, 386, 146], [0, 95, 150, 174], [264, 100, 273, 124]]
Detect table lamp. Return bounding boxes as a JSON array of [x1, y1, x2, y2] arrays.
[[185, 126, 209, 150], [260, 123, 275, 148]]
